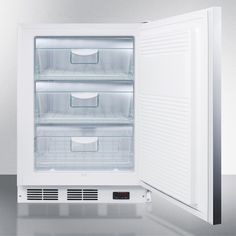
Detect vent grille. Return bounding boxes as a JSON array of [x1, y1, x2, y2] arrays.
[[27, 189, 58, 201], [83, 189, 98, 200], [67, 189, 82, 200], [27, 189, 42, 200], [27, 188, 98, 201], [67, 189, 98, 201], [43, 189, 58, 200]]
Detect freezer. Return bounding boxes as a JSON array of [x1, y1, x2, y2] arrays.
[[17, 7, 221, 225]]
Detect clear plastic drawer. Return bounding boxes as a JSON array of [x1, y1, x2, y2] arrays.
[[35, 92, 133, 124], [35, 125, 134, 171], [35, 36, 134, 81]]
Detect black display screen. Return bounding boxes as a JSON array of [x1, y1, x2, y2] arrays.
[[113, 192, 130, 200]]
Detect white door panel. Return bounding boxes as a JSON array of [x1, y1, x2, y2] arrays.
[[136, 8, 221, 224]]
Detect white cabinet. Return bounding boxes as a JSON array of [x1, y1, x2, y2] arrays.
[[17, 8, 221, 224]]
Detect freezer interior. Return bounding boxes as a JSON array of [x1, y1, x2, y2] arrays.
[[34, 36, 134, 171]]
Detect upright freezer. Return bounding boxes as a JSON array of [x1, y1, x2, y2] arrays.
[[17, 7, 221, 224]]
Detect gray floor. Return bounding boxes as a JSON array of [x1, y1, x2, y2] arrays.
[[0, 176, 235, 236]]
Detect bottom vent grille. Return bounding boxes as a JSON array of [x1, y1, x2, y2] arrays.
[[27, 189, 42, 200], [83, 189, 98, 200], [67, 189, 98, 201], [43, 189, 58, 200], [27, 189, 58, 201], [67, 189, 82, 200], [26, 188, 98, 201]]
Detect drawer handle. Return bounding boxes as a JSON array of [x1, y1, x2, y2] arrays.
[[71, 49, 98, 56], [70, 49, 99, 64], [71, 92, 98, 99], [70, 93, 99, 107], [71, 137, 98, 152]]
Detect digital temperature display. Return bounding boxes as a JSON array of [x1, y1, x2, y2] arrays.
[[113, 192, 130, 200]]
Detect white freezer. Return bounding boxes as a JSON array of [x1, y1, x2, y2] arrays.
[[17, 7, 221, 224]]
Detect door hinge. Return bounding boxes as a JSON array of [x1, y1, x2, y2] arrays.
[[146, 190, 152, 202]]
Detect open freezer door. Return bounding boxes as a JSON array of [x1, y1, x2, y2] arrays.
[[136, 8, 221, 224]]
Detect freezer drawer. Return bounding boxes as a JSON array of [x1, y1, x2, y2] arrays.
[[35, 125, 134, 171], [35, 48, 134, 80], [35, 92, 133, 124], [35, 36, 134, 81]]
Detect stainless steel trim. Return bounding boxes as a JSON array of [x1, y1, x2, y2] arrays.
[[208, 7, 221, 225]]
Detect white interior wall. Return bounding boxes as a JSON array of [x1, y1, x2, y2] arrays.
[[0, 0, 235, 174]]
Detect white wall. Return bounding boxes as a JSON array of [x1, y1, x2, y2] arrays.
[[0, 0, 235, 174]]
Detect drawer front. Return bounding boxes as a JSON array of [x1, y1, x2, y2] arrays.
[[35, 125, 134, 171], [36, 81, 133, 93], [35, 49, 133, 78], [36, 92, 133, 124], [36, 125, 133, 137], [35, 136, 133, 171], [36, 136, 133, 153]]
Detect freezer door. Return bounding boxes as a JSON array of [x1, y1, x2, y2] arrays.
[[136, 8, 221, 224]]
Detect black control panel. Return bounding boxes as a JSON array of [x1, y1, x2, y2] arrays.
[[113, 192, 130, 200]]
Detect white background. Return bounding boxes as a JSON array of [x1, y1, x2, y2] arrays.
[[0, 0, 235, 174]]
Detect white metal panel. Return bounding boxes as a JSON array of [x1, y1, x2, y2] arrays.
[[136, 8, 221, 224], [17, 186, 147, 203]]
